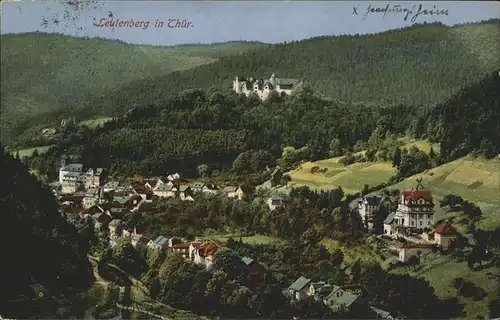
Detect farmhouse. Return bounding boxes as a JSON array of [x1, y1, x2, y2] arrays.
[[284, 276, 311, 301], [233, 73, 302, 100]]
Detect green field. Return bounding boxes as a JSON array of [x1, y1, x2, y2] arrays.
[[9, 145, 53, 158], [79, 117, 114, 128], [200, 233, 284, 246], [285, 139, 439, 194]]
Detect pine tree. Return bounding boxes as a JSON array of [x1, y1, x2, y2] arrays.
[[392, 147, 402, 168]]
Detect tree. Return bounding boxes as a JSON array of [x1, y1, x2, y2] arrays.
[[197, 164, 209, 178], [32, 148, 39, 157], [212, 248, 245, 280], [328, 138, 342, 157], [350, 260, 362, 283], [429, 146, 436, 159], [280, 174, 292, 186], [407, 255, 420, 270], [392, 147, 402, 168], [439, 194, 464, 209]]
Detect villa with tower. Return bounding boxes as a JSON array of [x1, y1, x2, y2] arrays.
[[383, 179, 435, 237], [232, 73, 303, 100]]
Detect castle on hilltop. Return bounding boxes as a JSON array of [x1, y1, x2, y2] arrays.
[[232, 73, 302, 100]]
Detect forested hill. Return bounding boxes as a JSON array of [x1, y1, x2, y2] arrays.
[[84, 20, 499, 116], [28, 71, 499, 183], [0, 144, 93, 318], [422, 70, 500, 161], [0, 33, 266, 144]]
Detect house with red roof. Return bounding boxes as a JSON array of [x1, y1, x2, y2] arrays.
[[189, 242, 219, 268], [430, 220, 458, 249], [385, 179, 435, 237]]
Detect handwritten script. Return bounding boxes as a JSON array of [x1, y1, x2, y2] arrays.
[[352, 4, 449, 23]]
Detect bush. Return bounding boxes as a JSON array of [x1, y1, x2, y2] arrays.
[[310, 166, 320, 174]]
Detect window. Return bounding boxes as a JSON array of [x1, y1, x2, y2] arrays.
[[428, 221, 431, 225], [411, 221, 414, 226], [419, 221, 423, 226]]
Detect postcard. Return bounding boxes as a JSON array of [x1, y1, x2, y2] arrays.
[[1, 1, 499, 320]]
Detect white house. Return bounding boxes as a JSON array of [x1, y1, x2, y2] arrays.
[[386, 181, 435, 237], [284, 276, 311, 301], [357, 196, 392, 230], [323, 286, 359, 312], [397, 242, 435, 262], [59, 163, 83, 184], [267, 196, 285, 211]]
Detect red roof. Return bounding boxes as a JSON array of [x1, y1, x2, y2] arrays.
[[173, 243, 191, 249], [433, 220, 457, 235], [402, 190, 433, 201]]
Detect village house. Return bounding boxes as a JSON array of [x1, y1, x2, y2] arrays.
[[307, 281, 335, 301], [83, 188, 106, 209], [131, 183, 153, 200], [201, 183, 220, 195], [370, 306, 394, 320], [189, 182, 205, 194], [172, 242, 191, 259], [357, 196, 392, 230], [153, 184, 177, 198], [59, 194, 84, 208], [284, 276, 311, 301], [178, 185, 193, 201], [323, 286, 360, 312], [241, 256, 267, 285], [61, 171, 85, 194], [429, 220, 458, 249], [384, 180, 435, 237], [131, 234, 150, 249], [167, 173, 181, 182], [148, 236, 181, 251], [59, 161, 83, 184], [222, 186, 239, 199], [189, 242, 219, 268], [232, 73, 302, 100], [397, 242, 435, 262], [112, 194, 143, 210], [84, 168, 104, 189], [267, 196, 287, 211], [103, 181, 120, 193]]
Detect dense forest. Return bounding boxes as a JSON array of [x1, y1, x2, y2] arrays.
[[27, 71, 500, 185], [2, 20, 499, 145], [0, 145, 93, 318]]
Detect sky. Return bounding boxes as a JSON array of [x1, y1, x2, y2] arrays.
[[1, 1, 499, 45]]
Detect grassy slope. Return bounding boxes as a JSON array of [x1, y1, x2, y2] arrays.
[[0, 33, 266, 143], [284, 139, 439, 194], [390, 156, 500, 231]]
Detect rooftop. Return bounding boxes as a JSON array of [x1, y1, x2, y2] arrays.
[[433, 220, 458, 235]]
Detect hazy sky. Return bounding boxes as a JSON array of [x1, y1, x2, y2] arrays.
[[1, 1, 498, 45]]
